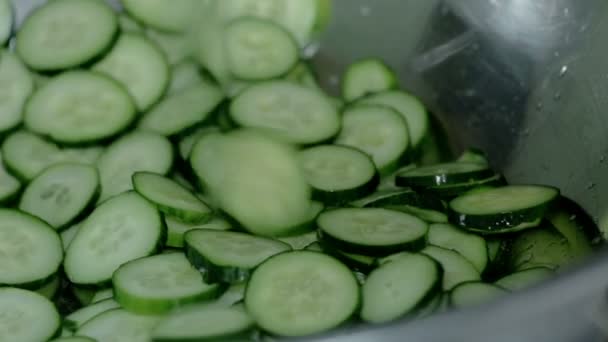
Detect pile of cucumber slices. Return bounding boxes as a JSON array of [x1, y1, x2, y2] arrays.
[[0, 0, 600, 341]]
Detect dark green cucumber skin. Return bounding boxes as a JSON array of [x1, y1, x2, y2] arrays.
[[421, 174, 507, 199], [318, 240, 376, 274], [448, 203, 550, 235], [317, 227, 427, 257], [185, 241, 255, 284], [312, 172, 380, 206], [357, 189, 445, 212], [395, 166, 495, 188]]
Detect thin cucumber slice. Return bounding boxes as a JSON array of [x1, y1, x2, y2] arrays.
[[230, 80, 340, 145], [185, 229, 291, 284], [285, 61, 321, 90], [146, 29, 191, 65], [152, 304, 255, 341], [93, 33, 169, 111], [0, 288, 60, 342], [190, 130, 311, 237], [342, 58, 397, 102], [118, 14, 143, 33], [16, 0, 118, 71], [422, 246, 481, 290], [0, 210, 62, 288], [121, 0, 198, 32], [377, 164, 416, 191], [299, 145, 379, 205], [449, 185, 559, 233], [335, 104, 410, 173], [388, 205, 449, 224], [0, 0, 12, 46], [213, 283, 246, 308], [225, 17, 298, 80], [428, 223, 488, 273], [318, 208, 428, 256], [278, 230, 319, 250], [97, 131, 173, 203], [507, 227, 573, 271], [245, 251, 359, 337], [113, 253, 221, 314], [35, 274, 61, 299], [449, 282, 507, 308], [457, 148, 489, 166], [133, 172, 213, 223], [61, 222, 82, 250], [77, 309, 160, 342], [92, 289, 114, 303], [321, 242, 377, 273], [0, 152, 21, 205], [165, 215, 232, 248], [64, 299, 120, 332], [423, 173, 505, 199], [0, 50, 34, 135], [51, 337, 97, 342], [359, 90, 429, 147], [494, 267, 554, 291], [305, 241, 323, 252], [361, 253, 441, 323], [64, 192, 164, 285], [352, 188, 444, 212], [24, 71, 136, 145], [1, 131, 103, 181], [487, 238, 503, 263], [178, 126, 221, 162], [72, 287, 96, 306], [167, 60, 208, 95], [138, 82, 224, 137], [547, 204, 594, 257], [19, 163, 99, 230], [216, 0, 321, 47], [395, 162, 493, 188]]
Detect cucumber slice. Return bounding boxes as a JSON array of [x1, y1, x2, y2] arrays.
[[352, 188, 444, 212], [225, 17, 298, 80], [230, 80, 340, 145], [278, 230, 319, 250], [92, 288, 114, 303], [359, 90, 429, 148], [0, 210, 62, 288], [342, 58, 397, 102], [167, 60, 208, 95], [24, 71, 136, 145], [178, 126, 221, 162], [165, 215, 232, 248], [245, 251, 359, 337], [19, 163, 99, 230], [97, 131, 173, 203], [299, 145, 379, 205], [423, 173, 505, 199], [449, 185, 560, 233], [64, 299, 120, 332], [0, 50, 34, 135], [507, 227, 573, 271], [318, 208, 428, 256], [190, 130, 311, 237], [213, 283, 246, 308], [285, 61, 321, 90], [93, 33, 169, 111], [16, 0, 118, 71], [0, 288, 60, 342], [118, 14, 143, 33], [388, 205, 449, 224], [72, 286, 95, 306], [152, 304, 255, 341], [51, 337, 97, 342], [335, 104, 410, 173], [449, 282, 507, 308], [321, 242, 377, 273], [361, 253, 441, 323], [422, 246, 481, 290], [0, 0, 12, 46], [457, 148, 489, 166], [64, 192, 164, 285], [61, 222, 82, 250], [0, 152, 21, 205], [185, 229, 291, 284], [396, 162, 493, 188], [216, 0, 321, 47], [133, 172, 213, 223], [113, 253, 221, 314], [494, 267, 554, 291], [1, 130, 102, 181], [77, 309, 160, 342], [428, 223, 488, 273], [121, 0, 198, 33], [138, 82, 224, 137], [146, 29, 191, 65]]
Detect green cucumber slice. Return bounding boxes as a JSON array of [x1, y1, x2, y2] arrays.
[[0, 288, 60, 341]]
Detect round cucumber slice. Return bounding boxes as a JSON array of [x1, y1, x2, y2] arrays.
[[0, 288, 60, 342]]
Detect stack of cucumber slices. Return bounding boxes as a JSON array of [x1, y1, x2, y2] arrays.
[[0, 0, 600, 341]]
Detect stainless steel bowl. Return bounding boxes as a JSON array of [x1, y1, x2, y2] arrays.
[[11, 0, 608, 341]]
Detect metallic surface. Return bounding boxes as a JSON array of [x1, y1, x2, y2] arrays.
[[11, 0, 608, 341]]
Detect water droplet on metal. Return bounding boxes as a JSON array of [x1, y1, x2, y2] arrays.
[[559, 65, 568, 77]]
